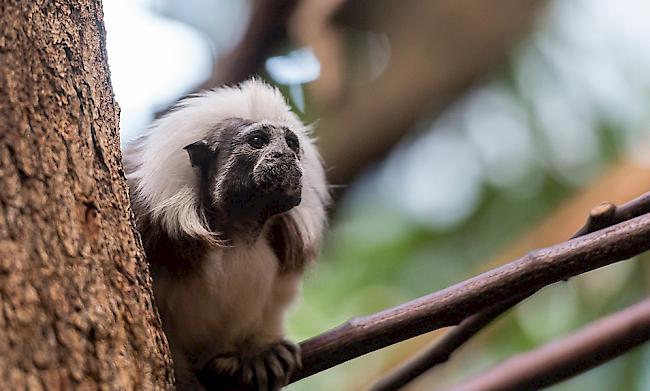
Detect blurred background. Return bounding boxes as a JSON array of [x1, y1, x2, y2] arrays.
[[103, 0, 650, 389]]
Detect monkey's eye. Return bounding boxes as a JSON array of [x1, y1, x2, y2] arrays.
[[285, 134, 300, 152], [247, 134, 268, 149]]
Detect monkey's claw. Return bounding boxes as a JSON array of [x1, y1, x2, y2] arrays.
[[200, 340, 302, 391]]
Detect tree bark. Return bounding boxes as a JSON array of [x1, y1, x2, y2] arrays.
[[0, 1, 173, 389]]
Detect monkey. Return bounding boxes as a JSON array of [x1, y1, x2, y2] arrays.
[[122, 79, 329, 390]]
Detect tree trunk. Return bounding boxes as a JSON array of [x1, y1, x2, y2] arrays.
[[0, 0, 174, 389]]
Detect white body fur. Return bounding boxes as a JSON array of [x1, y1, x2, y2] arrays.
[[123, 80, 328, 389], [156, 237, 302, 386]]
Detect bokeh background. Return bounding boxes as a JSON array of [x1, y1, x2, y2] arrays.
[[103, 0, 650, 389]]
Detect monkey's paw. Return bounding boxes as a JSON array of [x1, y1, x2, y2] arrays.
[[199, 340, 302, 391]]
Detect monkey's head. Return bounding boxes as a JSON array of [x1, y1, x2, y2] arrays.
[[184, 118, 305, 229], [124, 78, 328, 250]]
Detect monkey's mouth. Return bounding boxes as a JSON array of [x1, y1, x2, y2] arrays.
[[253, 161, 303, 213]]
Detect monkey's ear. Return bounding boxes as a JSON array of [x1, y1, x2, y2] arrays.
[[184, 140, 215, 170]]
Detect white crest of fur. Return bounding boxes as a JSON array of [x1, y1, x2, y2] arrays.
[[124, 79, 328, 247]]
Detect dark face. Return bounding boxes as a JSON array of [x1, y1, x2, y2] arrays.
[[184, 118, 303, 233]]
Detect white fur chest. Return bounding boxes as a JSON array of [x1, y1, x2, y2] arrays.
[[156, 236, 284, 361]]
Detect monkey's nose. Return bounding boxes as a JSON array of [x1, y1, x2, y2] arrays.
[[271, 150, 287, 159]]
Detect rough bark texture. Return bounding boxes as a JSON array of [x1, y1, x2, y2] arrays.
[[0, 0, 173, 389]]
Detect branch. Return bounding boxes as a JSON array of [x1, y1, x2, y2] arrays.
[[368, 297, 524, 391], [289, 195, 650, 383], [571, 191, 650, 238], [367, 191, 650, 390], [443, 298, 650, 391]]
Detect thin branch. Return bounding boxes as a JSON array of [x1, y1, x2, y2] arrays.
[[367, 191, 650, 390], [571, 191, 650, 238], [367, 296, 524, 391], [443, 297, 650, 391], [289, 207, 650, 383]]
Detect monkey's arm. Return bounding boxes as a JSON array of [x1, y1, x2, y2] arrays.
[[199, 272, 304, 391]]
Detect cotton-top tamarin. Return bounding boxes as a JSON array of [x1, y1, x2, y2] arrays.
[[122, 79, 329, 390]]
